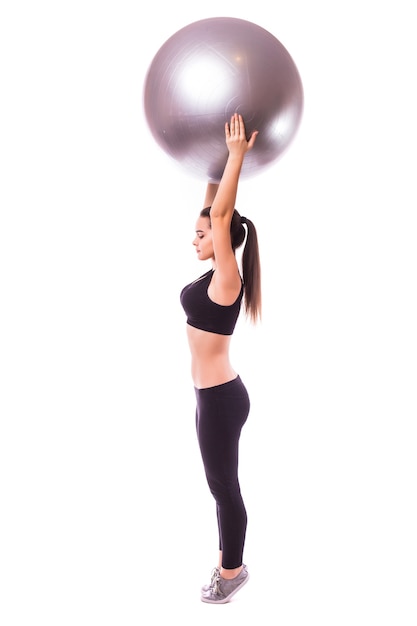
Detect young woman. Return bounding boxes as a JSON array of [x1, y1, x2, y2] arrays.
[[180, 114, 262, 603]]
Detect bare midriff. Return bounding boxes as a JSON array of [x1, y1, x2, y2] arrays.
[[186, 324, 237, 389]]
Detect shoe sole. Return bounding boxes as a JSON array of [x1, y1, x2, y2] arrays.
[[201, 572, 250, 604]]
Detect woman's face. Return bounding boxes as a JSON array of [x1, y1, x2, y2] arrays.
[[193, 216, 213, 261]]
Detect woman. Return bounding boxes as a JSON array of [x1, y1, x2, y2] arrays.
[[180, 114, 262, 603]]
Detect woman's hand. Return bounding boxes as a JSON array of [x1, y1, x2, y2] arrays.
[[225, 113, 258, 159]]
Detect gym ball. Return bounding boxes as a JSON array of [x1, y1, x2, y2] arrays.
[[143, 17, 304, 180]]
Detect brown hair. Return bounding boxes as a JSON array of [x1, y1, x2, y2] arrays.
[[200, 207, 262, 322]]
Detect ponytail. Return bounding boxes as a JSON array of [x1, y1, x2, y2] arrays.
[[238, 214, 262, 323], [200, 207, 262, 323]]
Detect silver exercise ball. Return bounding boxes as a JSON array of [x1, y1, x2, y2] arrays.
[[143, 17, 303, 180]]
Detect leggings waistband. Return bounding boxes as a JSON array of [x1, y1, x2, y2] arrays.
[[194, 375, 241, 393]]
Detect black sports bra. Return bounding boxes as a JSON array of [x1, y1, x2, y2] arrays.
[[180, 269, 243, 336]]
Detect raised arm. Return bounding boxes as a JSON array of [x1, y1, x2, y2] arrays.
[[208, 114, 258, 302], [211, 115, 257, 223], [203, 182, 219, 208]]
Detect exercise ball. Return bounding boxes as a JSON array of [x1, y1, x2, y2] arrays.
[[143, 17, 303, 180]]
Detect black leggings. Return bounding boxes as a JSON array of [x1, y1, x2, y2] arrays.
[[194, 375, 250, 569]]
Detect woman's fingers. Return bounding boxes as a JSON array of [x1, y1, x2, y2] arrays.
[[225, 113, 258, 149], [227, 113, 243, 136]]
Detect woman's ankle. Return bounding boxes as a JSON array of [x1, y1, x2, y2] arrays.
[[220, 565, 243, 580]]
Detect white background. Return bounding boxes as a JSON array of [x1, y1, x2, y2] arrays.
[[1, 1, 416, 624]]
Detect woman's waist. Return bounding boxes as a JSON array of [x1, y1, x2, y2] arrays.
[[190, 355, 237, 390], [186, 325, 235, 388]]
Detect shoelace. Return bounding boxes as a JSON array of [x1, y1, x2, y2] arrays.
[[209, 567, 220, 587], [211, 570, 222, 596]]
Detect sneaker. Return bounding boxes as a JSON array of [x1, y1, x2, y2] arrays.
[[201, 567, 220, 593], [201, 564, 248, 593], [201, 566, 249, 604]]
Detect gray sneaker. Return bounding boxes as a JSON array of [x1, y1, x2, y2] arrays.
[[201, 567, 220, 593], [201, 566, 249, 604]]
